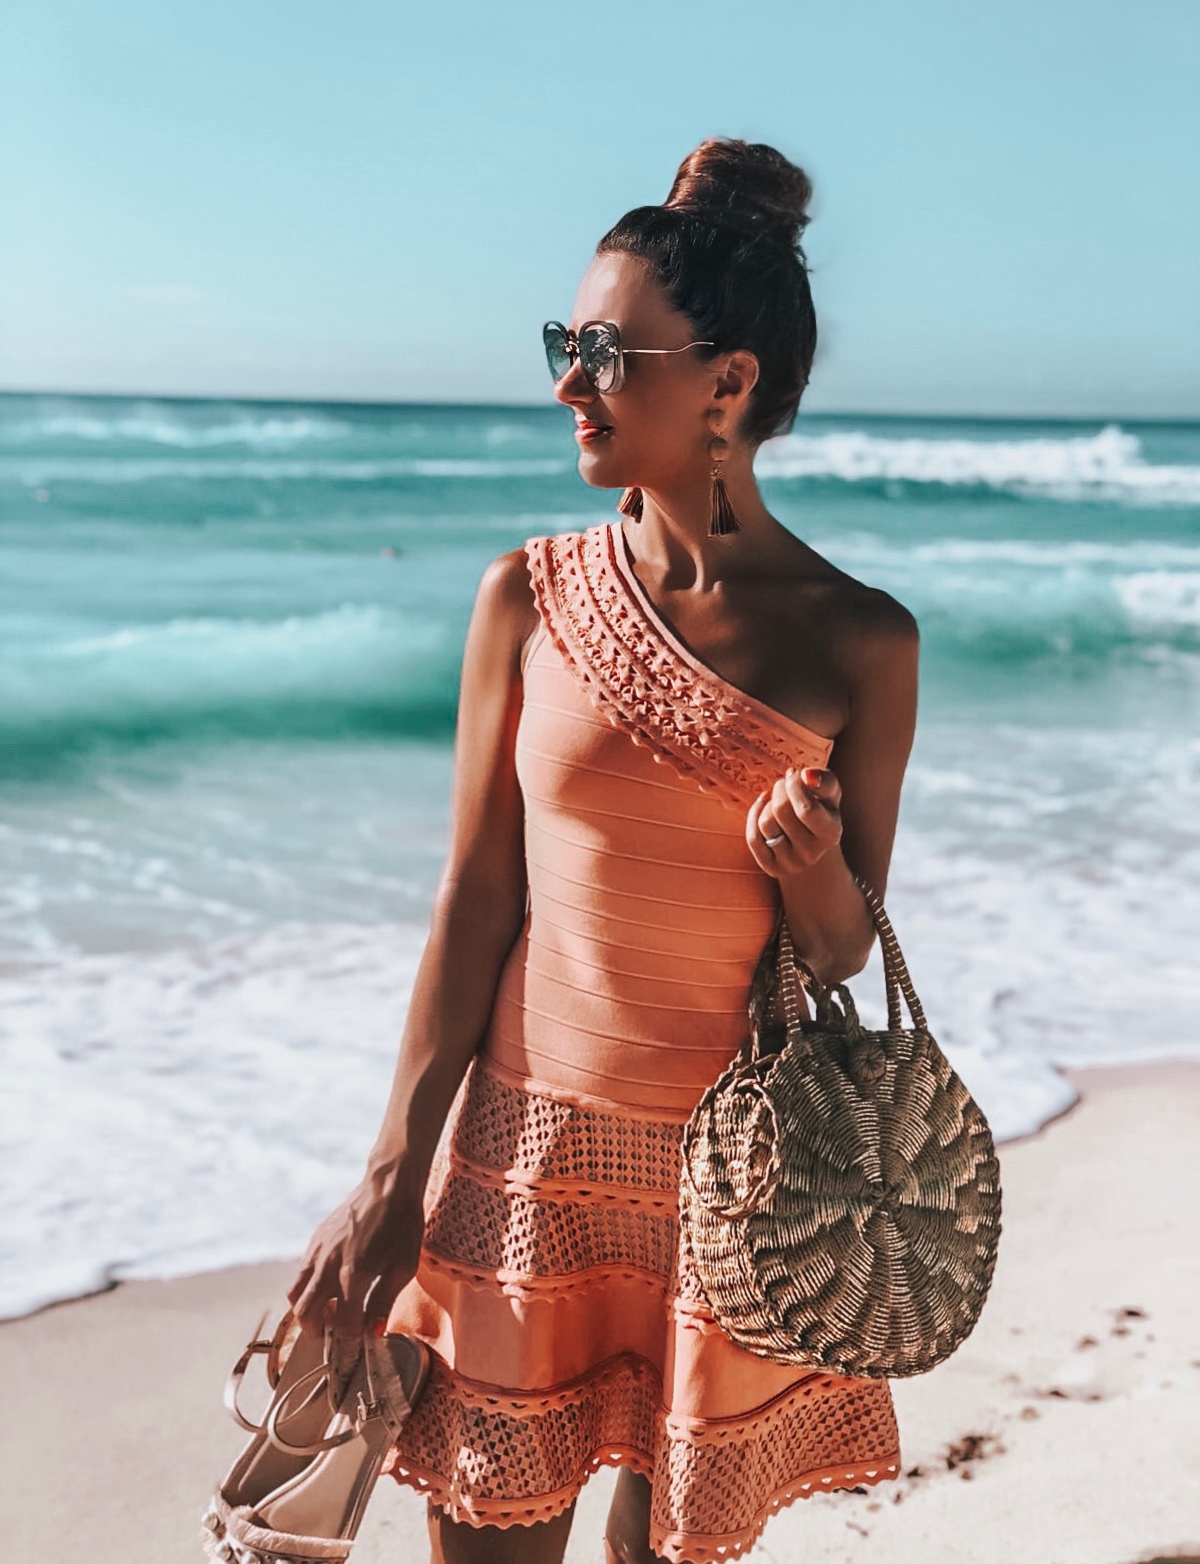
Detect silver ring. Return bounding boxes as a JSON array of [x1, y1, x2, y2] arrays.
[[760, 830, 787, 848]]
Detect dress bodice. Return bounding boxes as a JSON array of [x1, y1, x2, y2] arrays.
[[477, 522, 835, 1116]]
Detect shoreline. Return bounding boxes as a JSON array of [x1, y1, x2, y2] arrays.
[[6, 1056, 1199, 1563], [5, 1053, 1182, 1327], [3, 1054, 1180, 1322]]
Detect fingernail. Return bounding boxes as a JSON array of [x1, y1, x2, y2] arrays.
[[802, 768, 822, 788]]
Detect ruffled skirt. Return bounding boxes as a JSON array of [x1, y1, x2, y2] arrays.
[[380, 1052, 901, 1564]]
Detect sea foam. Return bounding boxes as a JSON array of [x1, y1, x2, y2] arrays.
[[6, 793, 1198, 1324], [0, 407, 353, 449], [757, 423, 1200, 504]]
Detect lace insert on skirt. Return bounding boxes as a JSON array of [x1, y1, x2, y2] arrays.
[[380, 1056, 901, 1563]]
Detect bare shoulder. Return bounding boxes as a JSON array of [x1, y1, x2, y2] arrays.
[[468, 544, 541, 675], [828, 571, 919, 658], [812, 569, 920, 739], [776, 537, 918, 656], [478, 543, 538, 610]]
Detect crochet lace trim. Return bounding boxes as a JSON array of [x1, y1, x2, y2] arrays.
[[445, 1144, 681, 1211], [384, 1056, 902, 1560], [419, 1056, 707, 1299], [389, 1449, 899, 1564], [523, 523, 832, 810], [384, 1352, 900, 1562]]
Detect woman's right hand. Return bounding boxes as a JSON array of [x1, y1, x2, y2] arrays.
[[285, 1170, 425, 1338]]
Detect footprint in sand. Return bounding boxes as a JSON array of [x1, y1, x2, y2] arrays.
[[1028, 1305, 1160, 1404], [889, 1430, 1007, 1497]]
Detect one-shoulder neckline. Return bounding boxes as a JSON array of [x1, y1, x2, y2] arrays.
[[604, 520, 835, 757]]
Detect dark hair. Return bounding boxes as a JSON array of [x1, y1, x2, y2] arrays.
[[596, 137, 816, 448]]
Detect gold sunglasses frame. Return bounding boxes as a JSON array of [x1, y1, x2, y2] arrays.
[[542, 319, 715, 393]]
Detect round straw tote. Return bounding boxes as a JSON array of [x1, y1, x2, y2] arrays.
[[679, 878, 1002, 1378]]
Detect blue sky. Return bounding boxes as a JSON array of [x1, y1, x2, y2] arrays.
[[1, 0, 1197, 417]]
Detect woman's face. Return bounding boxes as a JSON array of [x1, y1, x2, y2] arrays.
[[551, 250, 724, 494]]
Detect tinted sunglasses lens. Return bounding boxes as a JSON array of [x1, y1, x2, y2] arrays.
[[579, 324, 620, 391], [542, 323, 572, 382]]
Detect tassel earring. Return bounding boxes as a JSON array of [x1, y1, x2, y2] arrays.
[[617, 486, 644, 521], [707, 412, 741, 536]]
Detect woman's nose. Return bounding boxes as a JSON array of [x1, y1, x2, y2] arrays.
[[551, 358, 593, 408]]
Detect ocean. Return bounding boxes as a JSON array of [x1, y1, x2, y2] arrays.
[[3, 392, 1198, 1320]]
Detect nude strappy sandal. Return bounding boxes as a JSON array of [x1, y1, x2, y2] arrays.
[[200, 1307, 330, 1557], [200, 1284, 431, 1564]]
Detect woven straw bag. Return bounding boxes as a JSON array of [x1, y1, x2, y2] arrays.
[[679, 878, 1002, 1378]]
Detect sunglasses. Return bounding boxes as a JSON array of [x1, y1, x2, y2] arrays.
[[542, 319, 715, 394]]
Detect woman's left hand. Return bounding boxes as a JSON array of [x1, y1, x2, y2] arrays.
[[745, 766, 843, 879]]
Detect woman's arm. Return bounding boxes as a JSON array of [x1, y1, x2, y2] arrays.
[[746, 591, 919, 985], [361, 547, 537, 1199], [287, 544, 539, 1332]]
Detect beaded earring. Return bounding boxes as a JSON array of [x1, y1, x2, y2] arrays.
[[707, 409, 741, 536]]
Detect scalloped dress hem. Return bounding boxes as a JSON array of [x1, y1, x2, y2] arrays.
[[386, 1438, 902, 1564]]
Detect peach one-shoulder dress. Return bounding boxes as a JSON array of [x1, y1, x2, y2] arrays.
[[380, 519, 901, 1563]]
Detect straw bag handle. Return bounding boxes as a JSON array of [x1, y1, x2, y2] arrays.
[[775, 875, 928, 1036]]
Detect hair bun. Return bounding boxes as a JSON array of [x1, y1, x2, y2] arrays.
[[665, 137, 813, 247]]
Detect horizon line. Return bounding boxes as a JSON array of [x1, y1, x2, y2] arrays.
[[1, 386, 1197, 428]]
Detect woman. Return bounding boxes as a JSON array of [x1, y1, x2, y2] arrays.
[[287, 137, 919, 1564]]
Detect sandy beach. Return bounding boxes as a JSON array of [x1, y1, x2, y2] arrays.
[[5, 1058, 1197, 1564]]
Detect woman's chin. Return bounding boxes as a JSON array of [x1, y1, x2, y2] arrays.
[[575, 453, 627, 490]]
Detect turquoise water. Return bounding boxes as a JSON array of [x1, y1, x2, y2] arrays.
[[3, 392, 1198, 1317]]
